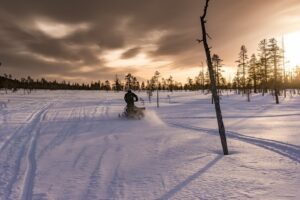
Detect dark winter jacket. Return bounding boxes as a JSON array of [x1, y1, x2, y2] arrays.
[[124, 91, 138, 107]]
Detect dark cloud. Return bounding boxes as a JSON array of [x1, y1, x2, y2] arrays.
[[0, 51, 73, 76], [121, 47, 141, 59], [0, 0, 300, 82], [150, 32, 196, 56]]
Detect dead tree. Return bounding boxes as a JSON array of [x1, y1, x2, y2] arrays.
[[199, 0, 229, 155]]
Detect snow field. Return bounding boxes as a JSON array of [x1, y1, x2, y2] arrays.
[[0, 90, 299, 199]]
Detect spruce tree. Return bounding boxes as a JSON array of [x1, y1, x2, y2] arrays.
[[212, 54, 224, 93], [248, 54, 260, 93], [114, 75, 123, 91], [236, 45, 249, 94], [258, 39, 270, 95], [268, 38, 282, 104]]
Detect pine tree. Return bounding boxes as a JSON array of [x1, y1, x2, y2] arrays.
[[233, 70, 241, 94], [212, 54, 224, 93], [236, 45, 249, 94], [132, 77, 139, 90], [113, 75, 123, 91], [151, 71, 160, 107], [258, 39, 271, 95], [186, 77, 194, 90], [248, 54, 260, 93], [104, 80, 111, 91], [166, 76, 174, 92], [140, 81, 146, 90], [198, 65, 206, 92], [205, 70, 211, 89], [268, 38, 282, 104], [124, 73, 135, 90]]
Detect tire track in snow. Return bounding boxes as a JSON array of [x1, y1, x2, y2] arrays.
[[168, 122, 300, 163], [72, 146, 88, 169], [37, 107, 80, 159], [38, 97, 104, 159], [82, 136, 109, 200], [163, 112, 300, 119], [0, 103, 49, 155], [99, 98, 110, 118], [100, 97, 112, 118], [157, 155, 222, 200], [0, 96, 58, 158], [106, 136, 124, 200], [21, 104, 52, 200], [107, 161, 124, 199], [0, 103, 51, 200], [0, 125, 25, 154]]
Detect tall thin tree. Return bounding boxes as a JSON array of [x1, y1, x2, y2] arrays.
[[236, 45, 249, 95], [212, 54, 224, 94], [282, 36, 287, 98], [199, 0, 229, 155], [249, 54, 259, 93], [258, 39, 270, 95], [268, 38, 282, 104]]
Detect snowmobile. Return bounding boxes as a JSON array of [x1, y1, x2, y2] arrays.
[[119, 106, 145, 120]]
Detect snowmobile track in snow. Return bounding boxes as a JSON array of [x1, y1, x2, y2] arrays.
[[0, 103, 52, 200], [169, 122, 300, 163], [82, 136, 109, 200], [163, 112, 300, 119], [21, 103, 53, 200]]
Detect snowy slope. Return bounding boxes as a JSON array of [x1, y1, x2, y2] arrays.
[[0, 90, 299, 200]]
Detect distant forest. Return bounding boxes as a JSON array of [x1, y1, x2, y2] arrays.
[[1, 38, 300, 94]]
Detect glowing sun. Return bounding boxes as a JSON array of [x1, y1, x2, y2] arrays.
[[284, 31, 300, 71]]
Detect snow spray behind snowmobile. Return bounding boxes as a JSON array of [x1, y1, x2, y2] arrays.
[[119, 106, 145, 120]]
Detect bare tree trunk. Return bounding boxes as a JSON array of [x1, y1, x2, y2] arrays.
[[247, 89, 250, 102], [282, 37, 287, 98], [156, 89, 159, 108], [199, 0, 229, 155], [274, 53, 279, 104]]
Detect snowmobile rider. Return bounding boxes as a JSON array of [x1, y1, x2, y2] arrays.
[[124, 89, 138, 109]]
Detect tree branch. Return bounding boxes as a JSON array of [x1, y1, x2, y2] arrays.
[[206, 33, 212, 39], [201, 0, 210, 20]]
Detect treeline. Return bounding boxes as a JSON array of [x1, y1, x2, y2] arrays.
[[186, 38, 300, 97], [188, 38, 300, 93], [0, 75, 113, 93], [0, 72, 185, 93], [0, 68, 230, 93], [1, 37, 300, 94], [0, 69, 230, 94], [232, 38, 300, 97]]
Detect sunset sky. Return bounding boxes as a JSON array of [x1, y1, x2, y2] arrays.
[[0, 0, 300, 83]]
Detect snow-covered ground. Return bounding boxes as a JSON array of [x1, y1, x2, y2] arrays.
[[0, 90, 299, 200]]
